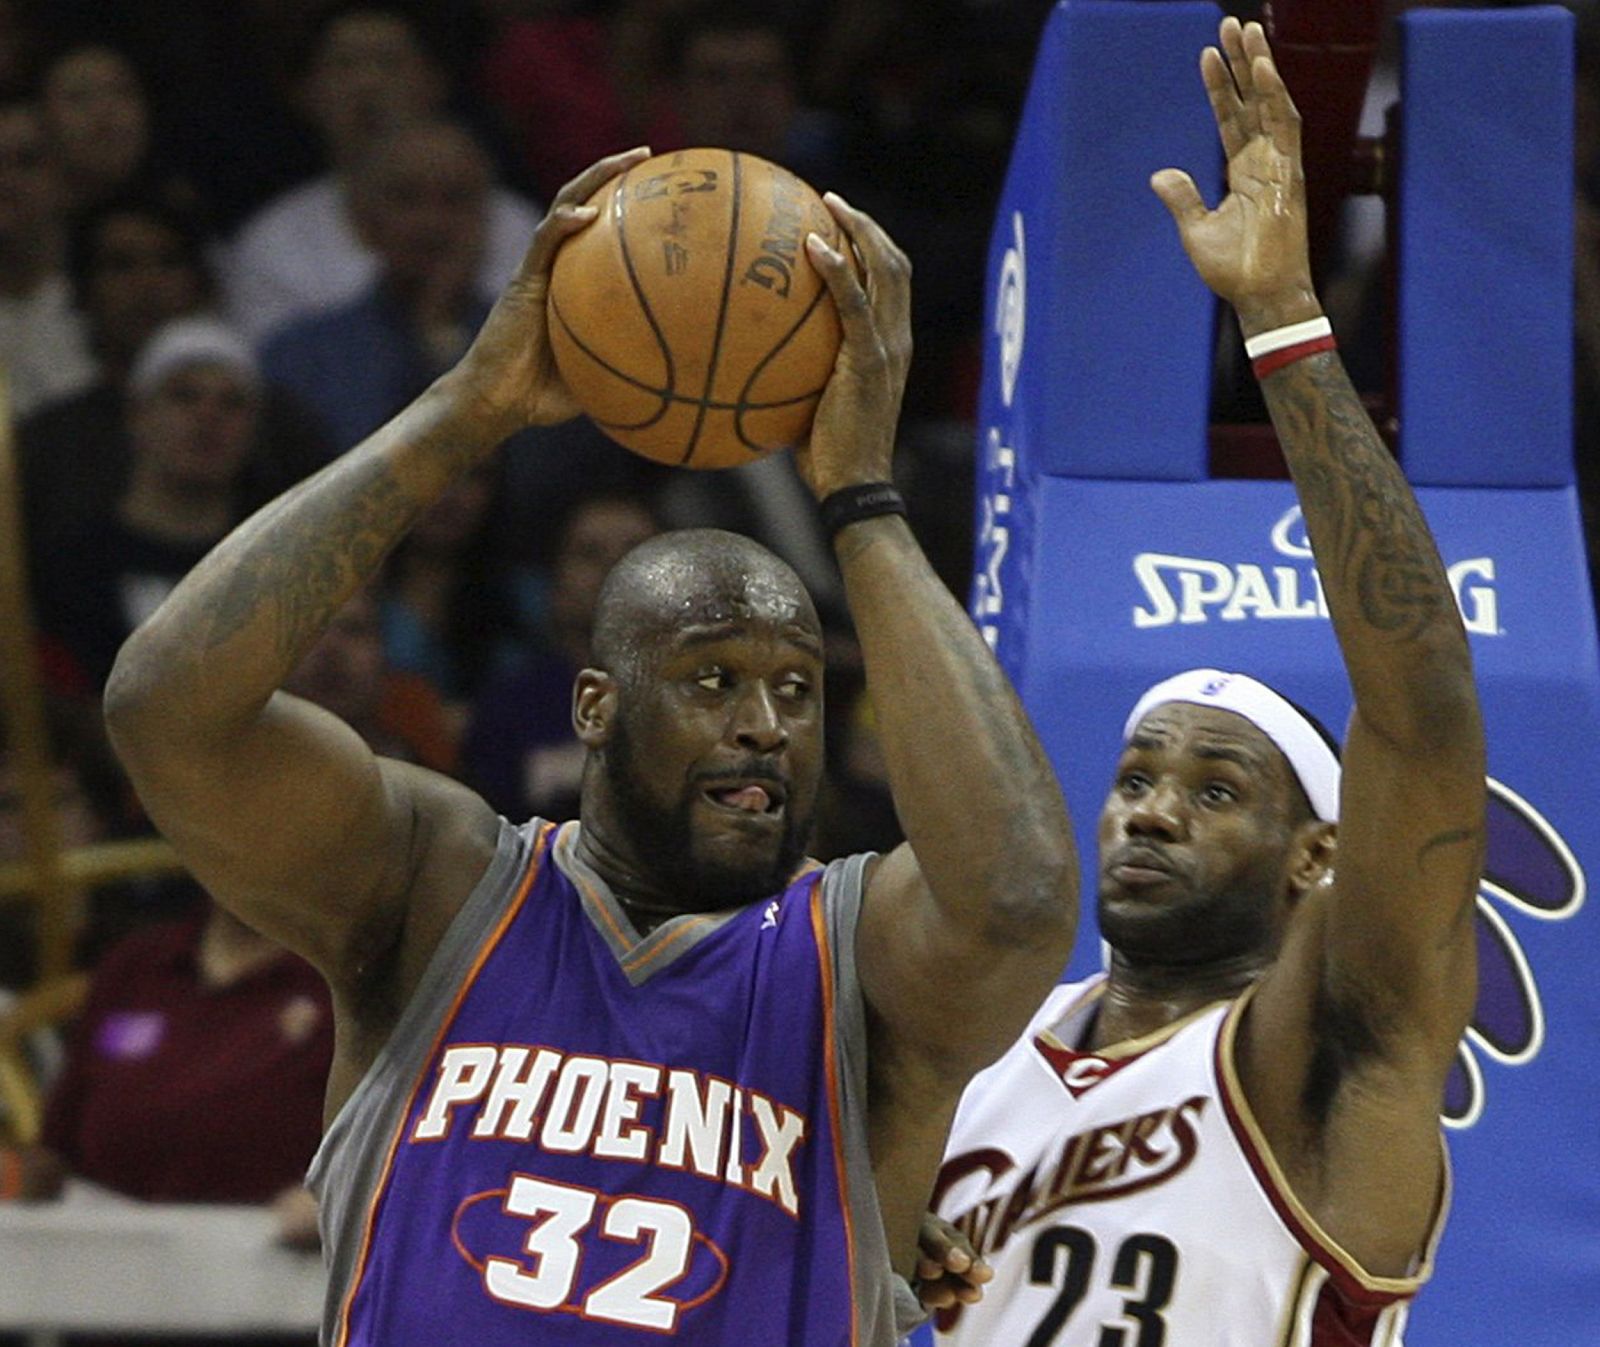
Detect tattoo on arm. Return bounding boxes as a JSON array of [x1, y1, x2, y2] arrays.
[[1263, 355, 1454, 644], [206, 458, 417, 658], [1415, 824, 1487, 944]]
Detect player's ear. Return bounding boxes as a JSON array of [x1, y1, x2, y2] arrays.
[[1287, 821, 1337, 901], [573, 669, 618, 748]]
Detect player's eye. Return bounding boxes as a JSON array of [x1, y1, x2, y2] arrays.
[[694, 668, 731, 692], [1201, 782, 1238, 805], [1119, 772, 1149, 795], [775, 675, 811, 701]]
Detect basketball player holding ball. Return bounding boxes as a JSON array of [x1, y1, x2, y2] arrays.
[[101, 145, 1079, 1346], [922, 20, 1485, 1345]]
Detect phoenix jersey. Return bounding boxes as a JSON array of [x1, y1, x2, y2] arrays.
[[932, 976, 1448, 1347], [310, 818, 920, 1345]]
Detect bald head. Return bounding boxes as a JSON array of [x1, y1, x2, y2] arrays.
[[592, 530, 819, 682]]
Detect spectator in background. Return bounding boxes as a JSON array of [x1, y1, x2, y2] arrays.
[[461, 491, 659, 823], [664, 1, 845, 188], [377, 461, 532, 726], [474, 0, 685, 203], [28, 317, 264, 690], [16, 191, 329, 550], [258, 117, 503, 449], [225, 3, 540, 343], [0, 95, 94, 417], [0, 697, 126, 992], [37, 40, 184, 217], [0, 895, 332, 1237], [283, 587, 459, 776]]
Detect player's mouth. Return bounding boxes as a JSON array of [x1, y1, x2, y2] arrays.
[[1106, 846, 1179, 889], [701, 778, 787, 819]]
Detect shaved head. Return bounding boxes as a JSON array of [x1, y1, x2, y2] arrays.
[[576, 528, 825, 917], [591, 529, 820, 686]]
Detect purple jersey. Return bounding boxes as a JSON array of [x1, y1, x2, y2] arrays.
[[309, 819, 913, 1345]]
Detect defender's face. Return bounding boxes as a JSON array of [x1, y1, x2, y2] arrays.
[[1097, 703, 1301, 965], [605, 607, 823, 910]]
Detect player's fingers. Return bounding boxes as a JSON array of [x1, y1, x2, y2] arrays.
[[822, 191, 912, 325], [519, 146, 651, 279], [806, 229, 869, 314], [1150, 169, 1208, 230], [968, 1257, 995, 1284], [553, 145, 652, 211], [917, 1282, 956, 1311], [1220, 16, 1253, 99], [1252, 54, 1303, 163], [1201, 47, 1249, 160]]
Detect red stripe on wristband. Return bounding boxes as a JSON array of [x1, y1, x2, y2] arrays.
[[1251, 334, 1337, 380]]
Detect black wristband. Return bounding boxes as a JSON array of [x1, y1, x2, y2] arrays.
[[819, 482, 907, 539]]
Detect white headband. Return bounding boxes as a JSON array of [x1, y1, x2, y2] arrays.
[[1121, 669, 1341, 822]]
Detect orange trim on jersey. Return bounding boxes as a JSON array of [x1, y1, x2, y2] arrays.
[[810, 880, 859, 1347], [332, 822, 555, 1347], [1213, 985, 1450, 1310], [622, 913, 715, 976]]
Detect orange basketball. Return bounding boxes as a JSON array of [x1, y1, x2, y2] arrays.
[[547, 148, 845, 470]]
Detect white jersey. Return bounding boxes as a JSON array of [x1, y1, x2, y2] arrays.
[[932, 977, 1447, 1347]]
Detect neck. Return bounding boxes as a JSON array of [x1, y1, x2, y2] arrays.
[[1091, 948, 1270, 1050], [571, 815, 684, 938]]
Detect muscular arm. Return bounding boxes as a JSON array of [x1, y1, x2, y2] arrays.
[[104, 150, 650, 989], [799, 202, 1078, 1269], [1155, 19, 1484, 1275], [103, 390, 501, 982]]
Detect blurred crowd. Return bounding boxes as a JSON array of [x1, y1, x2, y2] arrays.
[[0, 0, 1594, 1330]]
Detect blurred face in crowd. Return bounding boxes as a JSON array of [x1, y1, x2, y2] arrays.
[[85, 211, 207, 364], [300, 10, 443, 167], [679, 28, 797, 161], [0, 102, 57, 244], [40, 45, 148, 197], [284, 591, 387, 731], [350, 122, 490, 296], [549, 499, 661, 647], [127, 363, 259, 496]]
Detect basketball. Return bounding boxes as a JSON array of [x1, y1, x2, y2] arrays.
[[547, 148, 846, 470]]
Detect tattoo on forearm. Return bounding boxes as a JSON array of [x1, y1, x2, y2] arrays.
[[205, 457, 418, 658], [1263, 355, 1453, 643]]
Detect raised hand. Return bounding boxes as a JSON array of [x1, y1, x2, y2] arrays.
[[450, 146, 652, 438], [796, 193, 912, 499], [1150, 17, 1320, 337]]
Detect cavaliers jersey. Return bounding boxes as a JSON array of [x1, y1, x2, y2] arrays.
[[932, 977, 1448, 1347], [309, 818, 920, 1345]]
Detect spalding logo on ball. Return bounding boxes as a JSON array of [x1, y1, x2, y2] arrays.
[[547, 148, 845, 471]]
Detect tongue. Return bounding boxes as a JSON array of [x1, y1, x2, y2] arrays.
[[718, 786, 771, 813]]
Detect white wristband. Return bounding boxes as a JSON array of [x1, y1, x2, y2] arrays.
[[1243, 316, 1334, 360]]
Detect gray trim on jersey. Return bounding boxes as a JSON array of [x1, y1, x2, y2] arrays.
[[553, 820, 752, 983], [305, 819, 920, 1344], [817, 851, 927, 1343], [307, 815, 540, 1345]]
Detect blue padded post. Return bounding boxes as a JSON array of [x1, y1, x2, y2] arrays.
[[1398, 8, 1574, 486], [985, 0, 1220, 485]]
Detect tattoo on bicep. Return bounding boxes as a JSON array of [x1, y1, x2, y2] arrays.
[[205, 460, 417, 657], [1416, 824, 1487, 944], [1264, 356, 1451, 642]]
